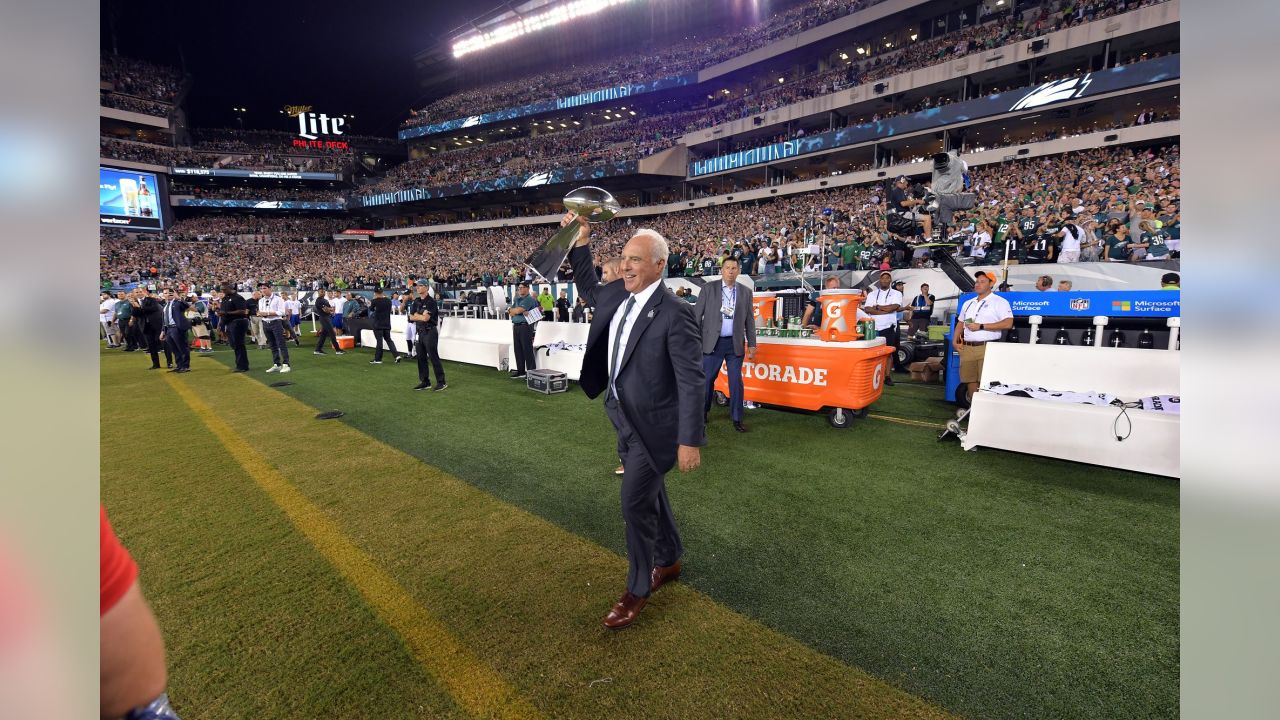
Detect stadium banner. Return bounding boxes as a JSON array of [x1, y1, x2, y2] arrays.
[[689, 54, 1180, 178], [175, 198, 346, 210], [171, 167, 341, 181], [399, 73, 697, 140], [992, 290, 1181, 318], [100, 166, 164, 230], [355, 160, 638, 208]]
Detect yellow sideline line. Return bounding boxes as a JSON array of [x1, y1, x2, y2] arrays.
[[867, 413, 947, 429], [162, 374, 543, 720]]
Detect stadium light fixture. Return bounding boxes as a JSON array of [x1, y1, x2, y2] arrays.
[[778, 77, 785, 83], [722, 89, 731, 95], [910, 33, 918, 41], [628, 110, 635, 115], [560, 123, 567, 127], [856, 47, 865, 55], [453, 0, 635, 58], [572, 120, 580, 125], [839, 52, 848, 60]]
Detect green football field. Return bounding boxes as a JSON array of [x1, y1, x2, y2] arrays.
[[100, 342, 1178, 719]]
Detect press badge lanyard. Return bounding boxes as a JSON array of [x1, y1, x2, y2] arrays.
[[963, 299, 988, 320], [721, 284, 737, 317]]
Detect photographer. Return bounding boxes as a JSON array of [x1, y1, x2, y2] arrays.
[[887, 176, 932, 241]]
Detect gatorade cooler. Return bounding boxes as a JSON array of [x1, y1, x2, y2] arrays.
[[752, 292, 778, 327], [713, 335, 893, 428], [817, 289, 865, 341]]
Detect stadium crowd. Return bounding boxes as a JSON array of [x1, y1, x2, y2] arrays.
[[378, 1, 1174, 194], [101, 54, 183, 102], [404, 0, 893, 128], [165, 216, 350, 243], [100, 136, 352, 173], [404, 0, 1170, 128], [171, 184, 349, 202], [102, 144, 1178, 292]]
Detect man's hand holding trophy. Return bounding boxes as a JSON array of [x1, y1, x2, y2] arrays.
[[525, 186, 620, 280]]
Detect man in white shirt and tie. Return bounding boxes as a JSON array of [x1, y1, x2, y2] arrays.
[[256, 283, 292, 373], [953, 270, 1014, 404], [861, 270, 905, 384], [564, 215, 705, 631]]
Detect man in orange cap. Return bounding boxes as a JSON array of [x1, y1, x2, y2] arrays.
[[953, 270, 1014, 404]]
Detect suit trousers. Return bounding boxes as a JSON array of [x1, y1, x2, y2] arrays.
[[226, 318, 249, 370], [142, 320, 163, 367], [264, 320, 290, 366], [372, 328, 399, 361], [703, 335, 745, 421], [163, 326, 190, 370], [314, 316, 340, 352], [604, 394, 683, 598], [414, 326, 445, 385], [512, 322, 536, 374]]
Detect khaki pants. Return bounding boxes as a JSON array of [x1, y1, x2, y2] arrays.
[[958, 343, 988, 384], [250, 317, 265, 347]]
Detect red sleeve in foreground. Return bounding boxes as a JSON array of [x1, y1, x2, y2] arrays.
[[100, 505, 138, 615]]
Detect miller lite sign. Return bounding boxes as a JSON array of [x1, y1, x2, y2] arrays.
[[297, 112, 345, 140]]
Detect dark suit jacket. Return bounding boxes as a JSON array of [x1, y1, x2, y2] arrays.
[[693, 280, 757, 356], [370, 297, 393, 329], [569, 245, 705, 473], [161, 299, 191, 332], [137, 296, 163, 330]]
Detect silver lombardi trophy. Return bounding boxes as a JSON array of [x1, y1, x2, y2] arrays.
[[525, 186, 620, 281]]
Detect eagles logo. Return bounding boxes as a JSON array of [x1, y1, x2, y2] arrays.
[[1010, 74, 1093, 111]]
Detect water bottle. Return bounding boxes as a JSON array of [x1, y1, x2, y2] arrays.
[[1137, 327, 1154, 349], [1054, 327, 1071, 345], [1080, 326, 1095, 346], [1005, 326, 1021, 343], [1108, 328, 1126, 348]]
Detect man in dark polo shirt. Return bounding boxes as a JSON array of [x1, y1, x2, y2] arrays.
[[368, 288, 401, 365], [408, 283, 446, 391], [508, 281, 539, 378]]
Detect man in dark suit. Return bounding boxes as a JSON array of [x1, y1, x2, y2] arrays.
[[159, 288, 191, 373], [368, 288, 401, 364], [131, 287, 165, 369], [219, 283, 251, 372], [692, 257, 757, 432], [312, 289, 344, 355], [564, 214, 705, 630]]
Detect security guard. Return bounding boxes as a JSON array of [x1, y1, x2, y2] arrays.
[[408, 284, 447, 391], [508, 281, 539, 378]]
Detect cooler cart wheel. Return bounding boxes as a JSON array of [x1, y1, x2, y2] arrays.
[[828, 407, 853, 429], [851, 407, 869, 419], [896, 342, 915, 368], [714, 390, 729, 407]]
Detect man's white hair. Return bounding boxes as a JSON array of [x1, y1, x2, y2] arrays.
[[630, 228, 669, 262]]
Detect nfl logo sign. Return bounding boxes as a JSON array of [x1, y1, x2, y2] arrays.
[[1070, 297, 1090, 311]]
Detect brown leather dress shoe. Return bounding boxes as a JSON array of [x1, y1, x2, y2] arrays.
[[602, 592, 647, 630], [650, 560, 682, 593]]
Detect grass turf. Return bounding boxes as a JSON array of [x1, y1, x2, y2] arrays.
[[103, 343, 1178, 719], [102, 348, 955, 720]]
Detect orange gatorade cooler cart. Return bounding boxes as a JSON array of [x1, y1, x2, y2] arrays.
[[715, 288, 893, 428]]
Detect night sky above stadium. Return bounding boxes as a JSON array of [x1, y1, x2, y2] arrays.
[[102, 0, 512, 137]]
